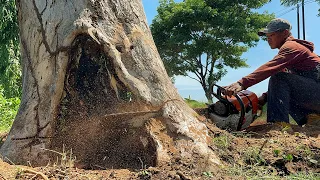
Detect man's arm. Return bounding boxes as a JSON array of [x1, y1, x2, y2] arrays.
[[224, 41, 303, 94], [238, 44, 302, 89]]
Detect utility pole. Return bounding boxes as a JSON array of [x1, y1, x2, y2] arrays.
[[297, 4, 300, 39], [302, 0, 306, 40]]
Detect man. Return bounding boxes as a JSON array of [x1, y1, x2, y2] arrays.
[[224, 18, 320, 126]]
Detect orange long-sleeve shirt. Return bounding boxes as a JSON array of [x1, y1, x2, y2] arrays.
[[238, 36, 320, 89]]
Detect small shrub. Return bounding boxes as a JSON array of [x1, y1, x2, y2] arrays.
[[282, 154, 293, 162]]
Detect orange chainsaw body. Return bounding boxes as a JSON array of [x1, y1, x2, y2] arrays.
[[226, 90, 259, 115], [208, 85, 260, 131]]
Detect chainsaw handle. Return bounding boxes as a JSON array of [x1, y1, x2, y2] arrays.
[[212, 84, 228, 103], [235, 93, 246, 131], [212, 84, 246, 131]]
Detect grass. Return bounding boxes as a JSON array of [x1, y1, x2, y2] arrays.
[[41, 144, 76, 169], [213, 134, 232, 150], [184, 98, 207, 108], [212, 129, 320, 180], [223, 165, 320, 180], [0, 90, 20, 134], [217, 139, 320, 179], [242, 147, 266, 165], [13, 145, 77, 180]]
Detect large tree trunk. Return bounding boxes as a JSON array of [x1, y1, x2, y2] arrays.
[[1, 0, 221, 171]]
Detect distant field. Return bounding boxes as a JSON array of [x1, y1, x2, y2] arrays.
[[184, 98, 207, 108]]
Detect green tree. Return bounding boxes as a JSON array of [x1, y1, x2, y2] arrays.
[[280, 0, 320, 16], [0, 0, 21, 98], [151, 0, 274, 102]]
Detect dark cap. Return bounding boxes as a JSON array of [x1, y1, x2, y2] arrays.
[[258, 18, 292, 36]]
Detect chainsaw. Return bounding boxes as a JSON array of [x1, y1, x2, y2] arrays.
[[208, 84, 259, 131]]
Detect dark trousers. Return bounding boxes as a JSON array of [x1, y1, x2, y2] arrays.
[[267, 72, 320, 126]]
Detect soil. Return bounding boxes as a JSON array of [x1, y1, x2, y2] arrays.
[[0, 110, 319, 179]]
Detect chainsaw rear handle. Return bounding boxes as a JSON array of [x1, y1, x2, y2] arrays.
[[212, 84, 246, 131], [235, 93, 245, 131], [211, 84, 229, 103]]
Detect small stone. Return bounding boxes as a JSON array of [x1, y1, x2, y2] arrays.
[[177, 171, 191, 180]]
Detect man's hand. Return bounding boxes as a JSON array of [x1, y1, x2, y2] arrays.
[[223, 82, 243, 97]]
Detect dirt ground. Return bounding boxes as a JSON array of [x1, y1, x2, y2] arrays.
[[0, 112, 319, 179]]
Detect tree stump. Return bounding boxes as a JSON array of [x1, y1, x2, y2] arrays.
[[0, 0, 221, 172]]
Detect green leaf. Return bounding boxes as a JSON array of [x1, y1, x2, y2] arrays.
[[151, 0, 274, 101], [0, 0, 21, 98], [273, 149, 281, 157]]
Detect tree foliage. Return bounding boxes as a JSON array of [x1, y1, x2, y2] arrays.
[[280, 0, 320, 16], [0, 86, 20, 133], [0, 0, 21, 98], [151, 0, 274, 101]]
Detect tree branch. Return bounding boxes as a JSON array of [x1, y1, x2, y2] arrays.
[[186, 59, 203, 82], [186, 74, 201, 83], [198, 54, 203, 77], [204, 53, 210, 78]]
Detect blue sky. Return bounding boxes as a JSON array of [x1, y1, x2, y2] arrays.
[[141, 0, 320, 101]]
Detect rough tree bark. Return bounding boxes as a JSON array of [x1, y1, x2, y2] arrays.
[[1, 0, 221, 171]]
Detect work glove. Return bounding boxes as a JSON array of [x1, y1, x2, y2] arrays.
[[223, 82, 243, 97]]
